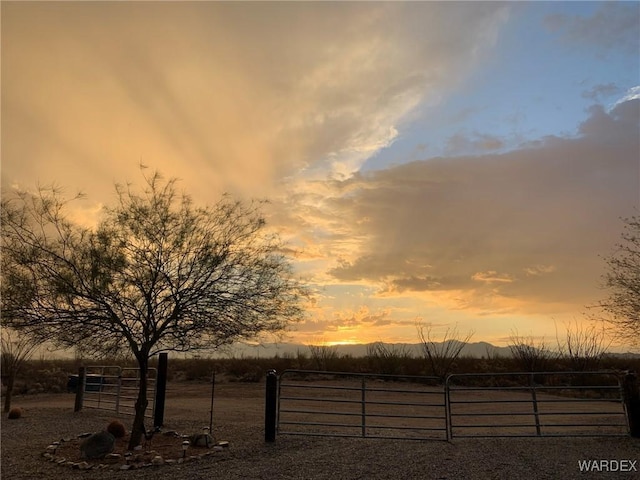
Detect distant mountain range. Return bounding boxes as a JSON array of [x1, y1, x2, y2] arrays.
[[217, 340, 639, 359]]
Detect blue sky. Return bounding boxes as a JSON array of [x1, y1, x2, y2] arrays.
[[2, 2, 639, 350], [366, 2, 639, 170]]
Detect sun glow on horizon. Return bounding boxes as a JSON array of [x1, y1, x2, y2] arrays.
[[3, 2, 638, 354], [324, 340, 360, 347], [304, 339, 361, 347]]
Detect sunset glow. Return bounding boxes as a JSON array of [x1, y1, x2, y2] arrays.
[[2, 2, 639, 351]]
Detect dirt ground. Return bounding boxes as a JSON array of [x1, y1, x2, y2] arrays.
[[2, 380, 639, 479]]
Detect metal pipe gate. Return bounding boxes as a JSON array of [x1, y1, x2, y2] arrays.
[[276, 370, 446, 440], [79, 365, 157, 418], [269, 369, 631, 441], [446, 371, 628, 439]]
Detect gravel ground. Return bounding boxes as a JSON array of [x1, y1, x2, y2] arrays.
[[2, 384, 639, 480]]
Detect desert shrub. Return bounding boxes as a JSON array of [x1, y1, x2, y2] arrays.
[[308, 344, 339, 371], [417, 324, 474, 380], [223, 358, 265, 382], [267, 354, 303, 373], [333, 354, 371, 374], [7, 407, 22, 419], [172, 357, 217, 381], [557, 320, 611, 371], [600, 355, 640, 372], [107, 420, 126, 438], [366, 342, 413, 375], [508, 331, 557, 372]]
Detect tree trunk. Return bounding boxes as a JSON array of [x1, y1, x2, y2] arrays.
[[128, 356, 149, 450], [3, 374, 14, 413]]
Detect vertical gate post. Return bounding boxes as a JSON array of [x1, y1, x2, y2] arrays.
[[265, 370, 278, 442], [115, 367, 121, 414], [209, 372, 216, 433], [623, 371, 640, 437], [445, 376, 452, 441], [361, 377, 366, 437], [530, 373, 541, 436], [74, 366, 86, 412], [154, 353, 168, 428]]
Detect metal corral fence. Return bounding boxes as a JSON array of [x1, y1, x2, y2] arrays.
[[267, 370, 632, 442], [74, 365, 157, 418], [446, 371, 629, 439], [276, 370, 446, 440]]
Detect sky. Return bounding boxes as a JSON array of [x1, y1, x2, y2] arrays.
[[2, 2, 639, 351]]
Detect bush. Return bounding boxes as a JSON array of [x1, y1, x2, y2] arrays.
[[107, 420, 126, 438], [7, 407, 22, 419]]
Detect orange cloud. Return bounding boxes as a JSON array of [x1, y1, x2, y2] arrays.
[[289, 99, 639, 320]]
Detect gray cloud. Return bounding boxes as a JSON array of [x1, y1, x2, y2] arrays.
[[581, 83, 620, 101], [445, 132, 505, 155], [321, 99, 639, 315], [544, 3, 640, 55]]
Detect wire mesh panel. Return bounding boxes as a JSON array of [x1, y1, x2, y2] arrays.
[[446, 371, 628, 439], [277, 370, 446, 440]]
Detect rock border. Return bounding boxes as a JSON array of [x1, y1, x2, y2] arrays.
[[42, 432, 228, 471]]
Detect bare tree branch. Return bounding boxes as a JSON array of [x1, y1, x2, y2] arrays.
[[596, 215, 640, 348], [416, 323, 474, 380], [508, 330, 556, 372], [556, 320, 611, 371], [1, 169, 308, 447]]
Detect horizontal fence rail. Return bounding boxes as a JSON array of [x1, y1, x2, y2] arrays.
[[277, 370, 446, 440], [446, 371, 628, 439], [80, 366, 157, 418], [269, 369, 632, 442]]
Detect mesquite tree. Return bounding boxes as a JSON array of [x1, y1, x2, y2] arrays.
[[598, 216, 640, 348], [1, 171, 307, 449]]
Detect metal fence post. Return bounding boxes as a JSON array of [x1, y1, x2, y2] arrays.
[[154, 353, 168, 428], [530, 373, 541, 436], [265, 370, 278, 442], [115, 367, 121, 414], [74, 366, 86, 412], [361, 377, 366, 437], [445, 375, 452, 441], [209, 372, 216, 433], [623, 371, 640, 437]]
